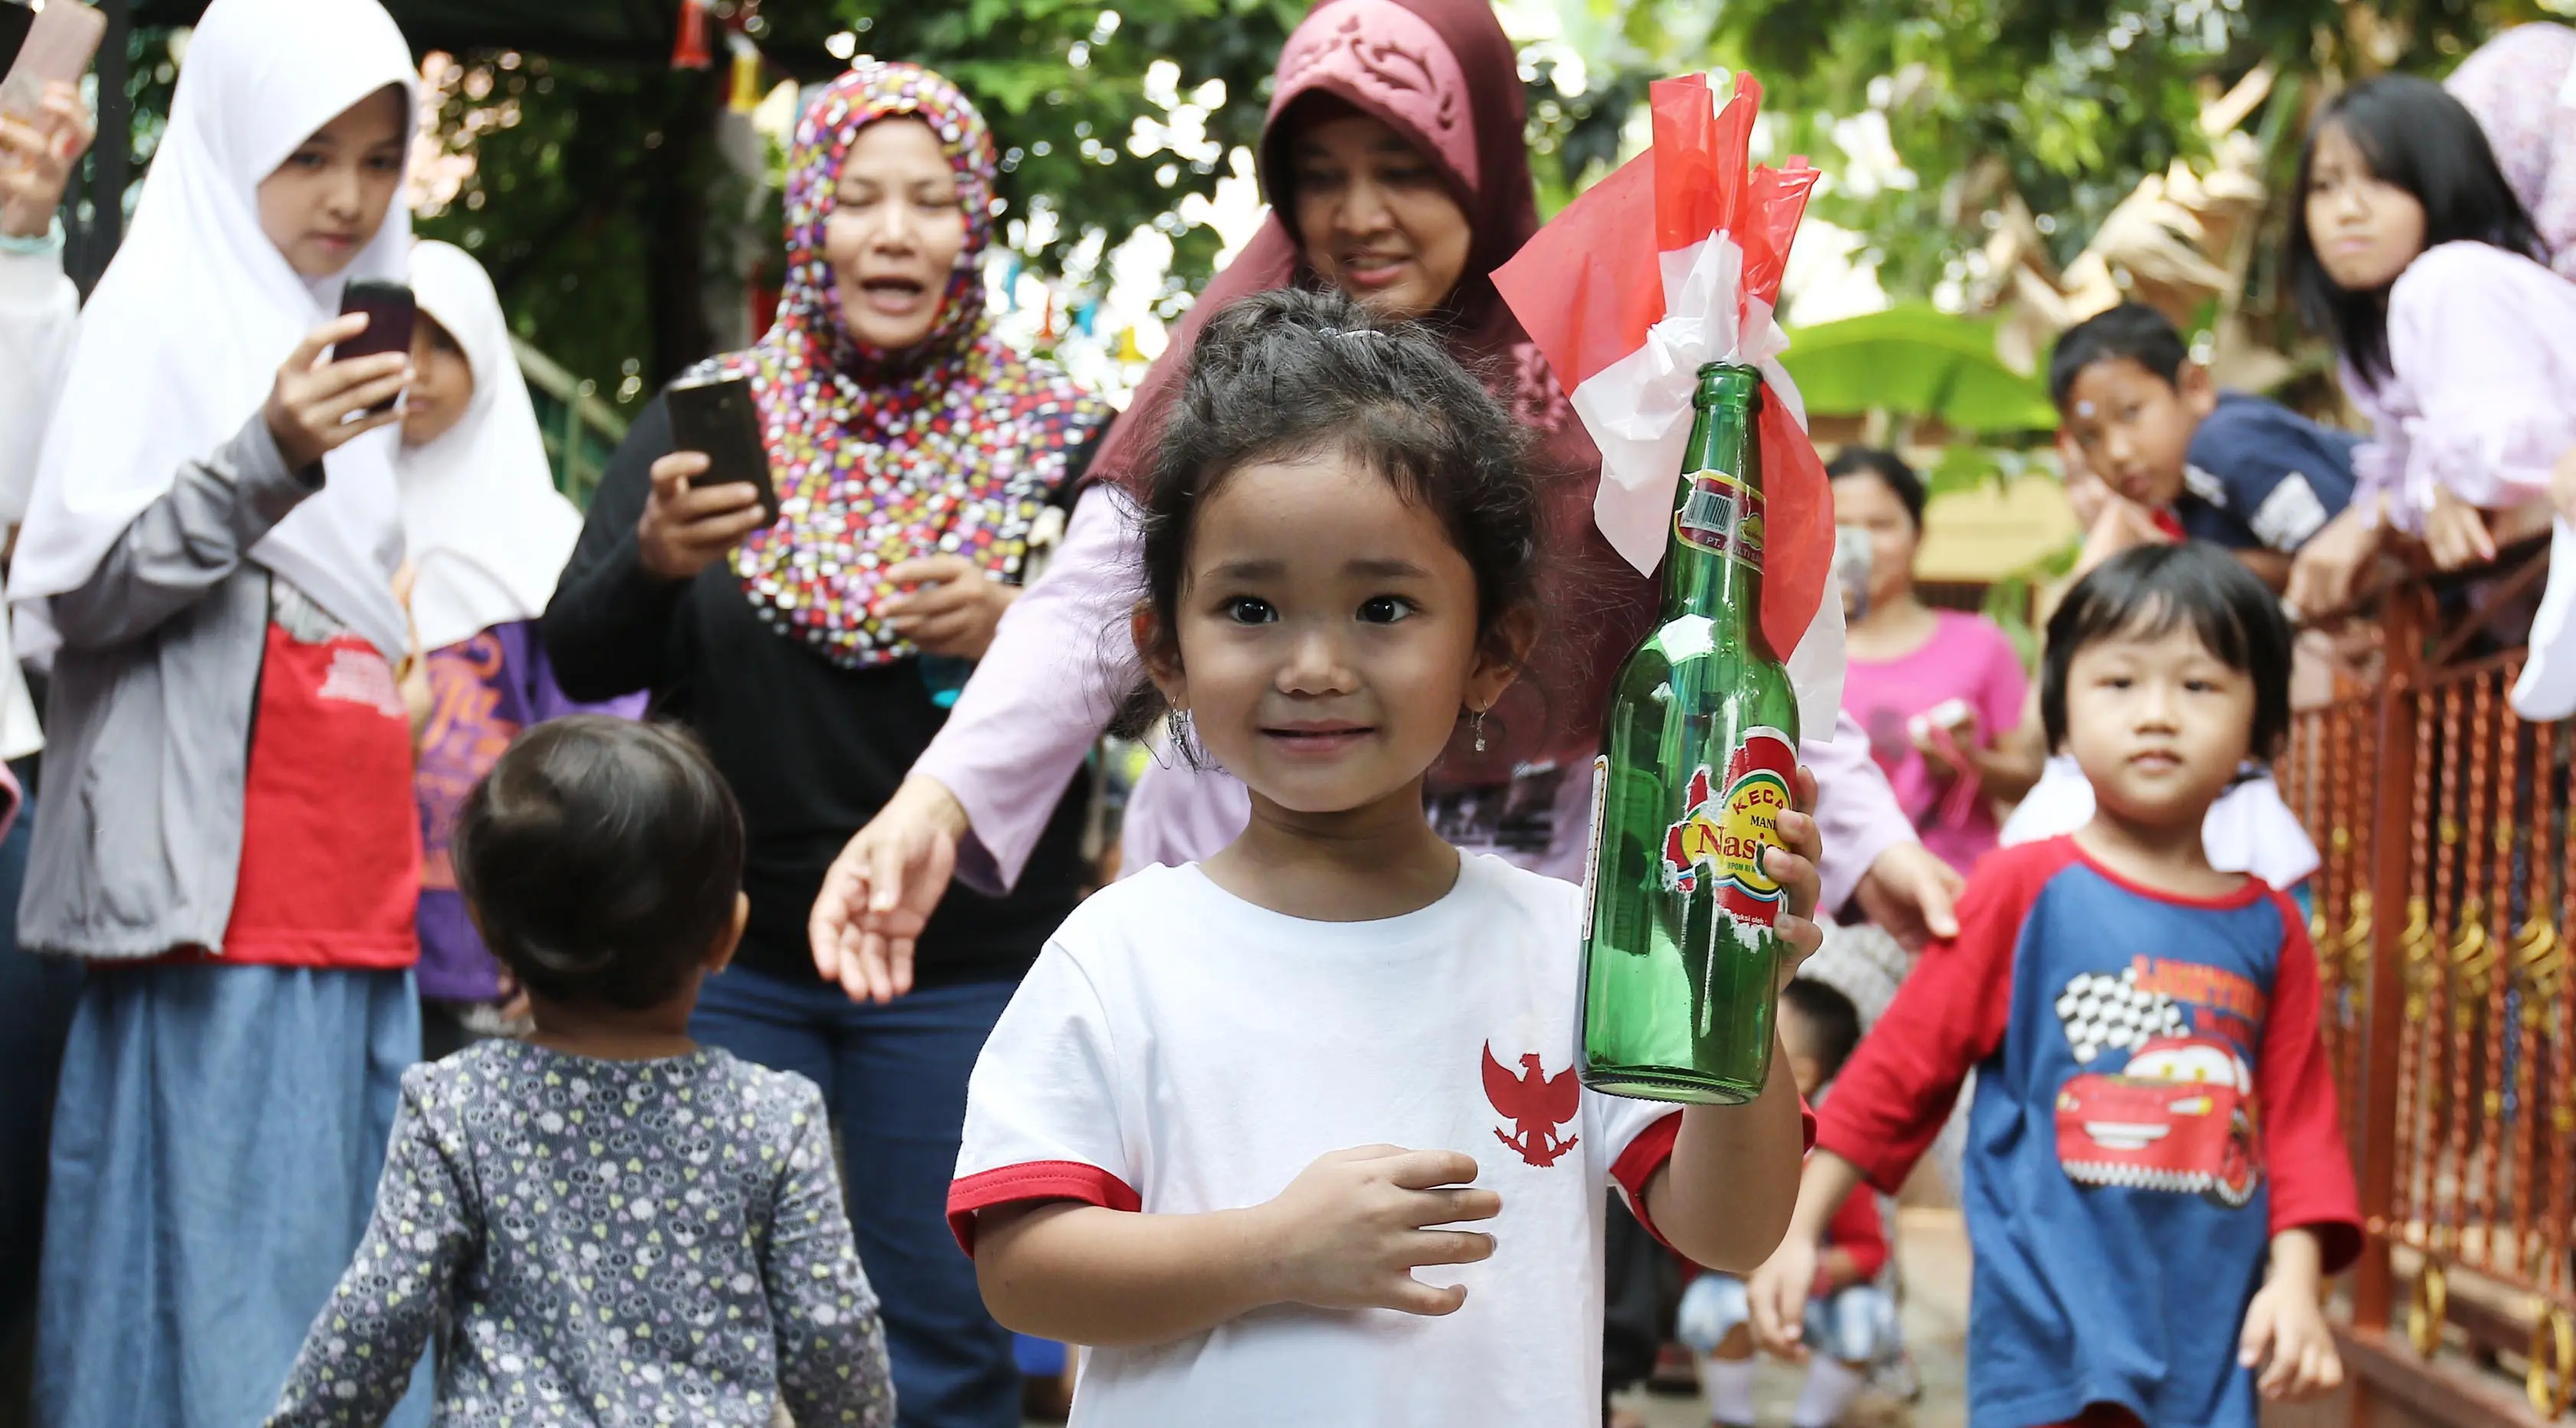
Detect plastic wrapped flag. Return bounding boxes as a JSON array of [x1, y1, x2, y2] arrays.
[[1494, 72, 1843, 729]]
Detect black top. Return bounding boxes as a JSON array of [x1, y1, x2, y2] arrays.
[[541, 395, 1091, 989]]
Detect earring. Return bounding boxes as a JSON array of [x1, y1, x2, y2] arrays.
[[1470, 707, 1488, 754]]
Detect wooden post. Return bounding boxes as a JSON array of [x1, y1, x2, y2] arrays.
[[2351, 585, 2430, 1406]]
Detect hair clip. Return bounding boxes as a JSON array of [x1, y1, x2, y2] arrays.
[[1317, 326, 1390, 342]]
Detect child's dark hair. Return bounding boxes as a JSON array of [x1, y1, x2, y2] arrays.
[[1780, 976, 1863, 1085], [2045, 303, 2189, 410], [1131, 286, 1540, 717], [451, 717, 745, 1012], [1824, 446, 1925, 531], [2040, 544, 2290, 759], [2288, 75, 2545, 388]]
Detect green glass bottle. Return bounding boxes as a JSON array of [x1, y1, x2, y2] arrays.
[[1578, 362, 1801, 1105]]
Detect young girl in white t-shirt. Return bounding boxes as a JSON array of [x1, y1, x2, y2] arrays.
[[948, 288, 1822, 1427]]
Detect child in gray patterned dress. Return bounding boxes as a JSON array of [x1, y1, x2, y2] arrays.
[[266, 717, 894, 1427]]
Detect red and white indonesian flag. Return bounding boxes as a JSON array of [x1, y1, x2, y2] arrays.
[[1494, 72, 1844, 731]]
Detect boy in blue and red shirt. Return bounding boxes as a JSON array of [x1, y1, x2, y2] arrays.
[[2050, 304, 2360, 593], [1748, 543, 2361, 1427]]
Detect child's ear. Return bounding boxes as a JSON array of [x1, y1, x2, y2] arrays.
[[1131, 601, 1190, 711], [705, 892, 749, 975], [2179, 361, 2219, 420], [1469, 603, 1541, 710]]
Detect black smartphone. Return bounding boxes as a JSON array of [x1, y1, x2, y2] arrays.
[[665, 371, 779, 528], [331, 279, 416, 413]]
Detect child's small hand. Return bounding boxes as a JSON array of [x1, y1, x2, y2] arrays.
[[1259, 1145, 1499, 1317], [2238, 1274, 2343, 1402], [1745, 1237, 1820, 1361]]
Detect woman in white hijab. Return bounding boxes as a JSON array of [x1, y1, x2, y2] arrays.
[[398, 237, 638, 1058], [10, 2, 432, 1423]]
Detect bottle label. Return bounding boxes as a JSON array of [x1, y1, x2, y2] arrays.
[[1658, 727, 1797, 926], [1676, 469, 1765, 569]]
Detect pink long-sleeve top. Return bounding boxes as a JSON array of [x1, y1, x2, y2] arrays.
[[914, 485, 1918, 907], [2346, 241, 2576, 531]]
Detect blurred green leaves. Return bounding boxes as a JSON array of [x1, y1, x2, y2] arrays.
[[1779, 303, 2058, 435]]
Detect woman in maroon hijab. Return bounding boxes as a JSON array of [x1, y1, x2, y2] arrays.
[[811, 0, 1960, 995]]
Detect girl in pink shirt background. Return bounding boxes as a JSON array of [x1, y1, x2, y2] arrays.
[[1831, 449, 2039, 877]]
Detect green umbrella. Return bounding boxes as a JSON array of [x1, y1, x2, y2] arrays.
[[1778, 302, 2059, 435]]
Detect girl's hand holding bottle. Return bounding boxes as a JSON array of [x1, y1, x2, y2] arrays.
[[264, 313, 409, 471]]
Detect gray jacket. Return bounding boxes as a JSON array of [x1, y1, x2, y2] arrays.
[[19, 416, 322, 960]]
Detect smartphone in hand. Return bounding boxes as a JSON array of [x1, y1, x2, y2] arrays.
[[332, 279, 415, 414], [666, 371, 779, 528], [0, 0, 104, 121]]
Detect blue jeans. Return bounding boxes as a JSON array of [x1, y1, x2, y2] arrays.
[[692, 966, 1021, 1428], [0, 799, 74, 1362]]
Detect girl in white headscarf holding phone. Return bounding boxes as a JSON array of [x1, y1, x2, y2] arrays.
[[7, 2, 433, 1424], [398, 238, 641, 1057]]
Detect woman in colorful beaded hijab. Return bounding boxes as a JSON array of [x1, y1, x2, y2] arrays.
[[713, 60, 1108, 666]]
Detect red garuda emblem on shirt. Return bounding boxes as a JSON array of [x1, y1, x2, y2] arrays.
[[1483, 1042, 1580, 1168]]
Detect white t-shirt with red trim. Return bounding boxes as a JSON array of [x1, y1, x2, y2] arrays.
[[949, 852, 1683, 1427]]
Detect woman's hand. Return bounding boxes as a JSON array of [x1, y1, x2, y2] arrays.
[[2552, 446, 2576, 527], [1854, 841, 1965, 949], [885, 554, 1017, 658], [636, 451, 767, 582], [0, 82, 93, 239], [809, 774, 971, 1003], [264, 314, 409, 471], [2285, 502, 2387, 620], [2421, 486, 2496, 570]]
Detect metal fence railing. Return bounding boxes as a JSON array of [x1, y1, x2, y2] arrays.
[[2277, 553, 2576, 1422]]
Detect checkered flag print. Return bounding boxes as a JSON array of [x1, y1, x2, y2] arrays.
[[2055, 968, 2188, 1064]]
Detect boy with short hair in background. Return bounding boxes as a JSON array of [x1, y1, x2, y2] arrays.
[[2049, 304, 2361, 590]]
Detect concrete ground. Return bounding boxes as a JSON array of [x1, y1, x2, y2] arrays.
[[1615, 1210, 1970, 1428]]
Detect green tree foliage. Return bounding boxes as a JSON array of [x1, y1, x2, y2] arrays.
[[1524, 0, 2565, 296], [407, 0, 1297, 412]]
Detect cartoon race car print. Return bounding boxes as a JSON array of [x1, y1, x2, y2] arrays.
[[2054, 1036, 2260, 1208]]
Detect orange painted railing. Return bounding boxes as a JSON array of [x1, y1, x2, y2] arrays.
[[2277, 541, 2576, 1422]]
